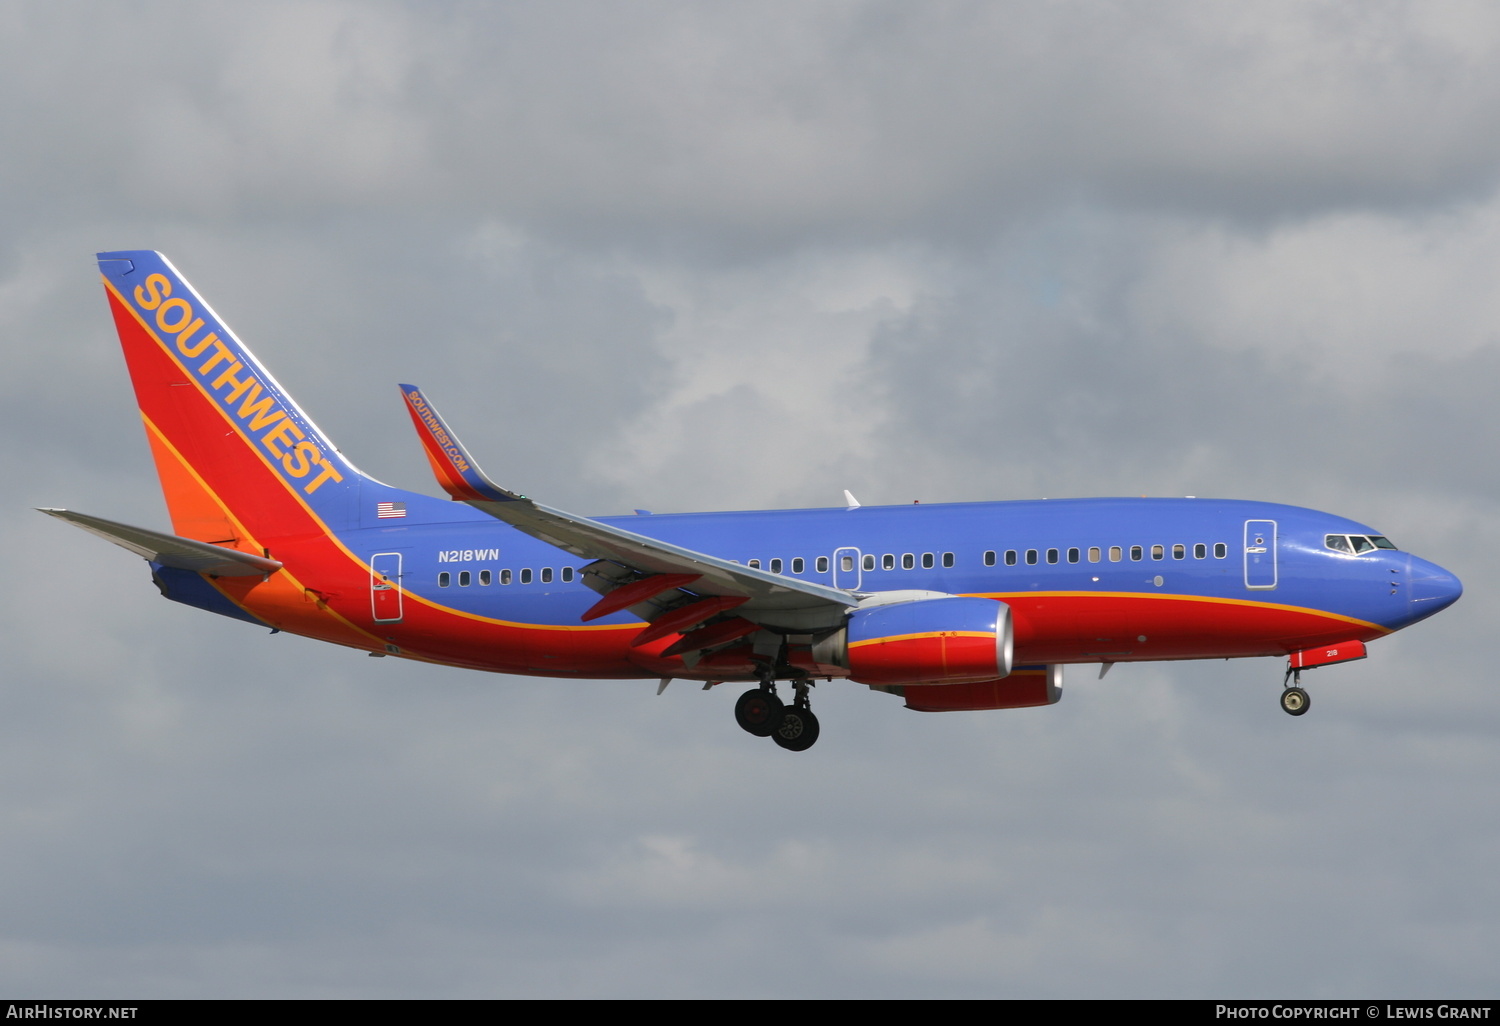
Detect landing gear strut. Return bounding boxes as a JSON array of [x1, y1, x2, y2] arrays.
[[1280, 669, 1310, 717]]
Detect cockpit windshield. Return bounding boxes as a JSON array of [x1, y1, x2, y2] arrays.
[[1325, 534, 1398, 554]]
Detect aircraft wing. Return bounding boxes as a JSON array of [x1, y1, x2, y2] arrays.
[[38, 508, 284, 577], [399, 385, 861, 631]]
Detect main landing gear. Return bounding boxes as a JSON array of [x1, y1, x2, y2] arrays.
[[735, 675, 820, 751], [1280, 669, 1311, 717]]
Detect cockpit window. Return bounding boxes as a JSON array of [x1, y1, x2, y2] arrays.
[[1326, 534, 1399, 555]]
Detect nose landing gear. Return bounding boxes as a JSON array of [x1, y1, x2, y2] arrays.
[[1280, 669, 1310, 716]]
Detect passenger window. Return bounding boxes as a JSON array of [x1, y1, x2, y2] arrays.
[[769, 558, 782, 574], [1193, 544, 1206, 559], [791, 557, 804, 574], [922, 552, 935, 569], [562, 567, 574, 582], [480, 570, 491, 586], [1088, 547, 1101, 563], [748, 559, 761, 569], [817, 556, 830, 573], [520, 568, 533, 584], [1151, 545, 1164, 560], [1172, 544, 1185, 560], [1025, 549, 1038, 565], [439, 572, 451, 587], [1214, 543, 1227, 558], [902, 553, 914, 569], [883, 554, 895, 570], [459, 571, 471, 587], [1046, 548, 1059, 564], [1068, 547, 1080, 563], [942, 552, 954, 568], [840, 555, 854, 572], [541, 567, 553, 583], [1326, 535, 1353, 554], [864, 554, 877, 571], [984, 550, 996, 567], [1109, 546, 1122, 562], [1130, 546, 1143, 561], [501, 569, 512, 584], [1005, 550, 1018, 566]]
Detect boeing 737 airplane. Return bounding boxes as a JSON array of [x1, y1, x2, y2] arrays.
[[42, 251, 1464, 751]]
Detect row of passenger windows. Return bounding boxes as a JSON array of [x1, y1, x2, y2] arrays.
[[439, 566, 577, 588], [750, 545, 1227, 573], [438, 542, 1232, 588], [744, 553, 958, 574], [983, 542, 1229, 566]]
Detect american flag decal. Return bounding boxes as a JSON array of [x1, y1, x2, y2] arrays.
[[376, 501, 407, 519]]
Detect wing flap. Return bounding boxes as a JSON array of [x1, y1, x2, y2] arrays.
[[38, 508, 283, 577]]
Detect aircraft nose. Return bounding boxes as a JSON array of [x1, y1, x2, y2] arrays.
[[1407, 556, 1462, 618]]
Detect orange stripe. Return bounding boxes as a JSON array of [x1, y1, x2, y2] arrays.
[[849, 630, 993, 650], [140, 413, 388, 647]]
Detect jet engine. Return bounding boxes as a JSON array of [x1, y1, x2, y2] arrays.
[[812, 595, 1013, 686]]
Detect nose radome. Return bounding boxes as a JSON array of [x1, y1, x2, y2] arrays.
[[1408, 557, 1462, 616]]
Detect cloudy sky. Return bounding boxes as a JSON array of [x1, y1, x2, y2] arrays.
[[3, 0, 1498, 998]]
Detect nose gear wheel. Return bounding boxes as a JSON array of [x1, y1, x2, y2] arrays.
[[1280, 686, 1310, 716], [1279, 668, 1311, 716]]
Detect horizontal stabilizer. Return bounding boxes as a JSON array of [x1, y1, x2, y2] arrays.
[[38, 508, 283, 577]]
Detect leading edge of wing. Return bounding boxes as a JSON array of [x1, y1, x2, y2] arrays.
[[397, 384, 861, 616], [38, 508, 284, 577]]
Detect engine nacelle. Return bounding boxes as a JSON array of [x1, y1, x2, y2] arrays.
[[895, 664, 1063, 712], [814, 596, 1013, 686]]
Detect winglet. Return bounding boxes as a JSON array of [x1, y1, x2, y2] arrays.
[[399, 385, 522, 503]]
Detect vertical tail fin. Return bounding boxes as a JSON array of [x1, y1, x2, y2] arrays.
[[98, 251, 365, 546]]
